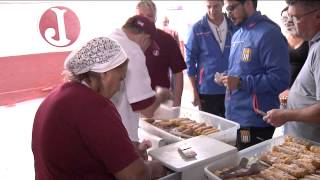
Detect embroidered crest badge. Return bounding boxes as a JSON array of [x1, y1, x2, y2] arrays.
[[153, 49, 159, 56], [242, 48, 252, 62]]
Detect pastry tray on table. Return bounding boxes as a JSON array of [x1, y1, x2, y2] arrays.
[[139, 106, 240, 145], [204, 135, 320, 180]]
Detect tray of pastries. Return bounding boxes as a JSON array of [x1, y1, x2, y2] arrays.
[[139, 106, 240, 145], [144, 117, 220, 137], [205, 135, 320, 180]]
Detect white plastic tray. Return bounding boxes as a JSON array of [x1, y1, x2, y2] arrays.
[[158, 172, 181, 180], [139, 106, 240, 145], [149, 135, 237, 172], [204, 135, 320, 180]]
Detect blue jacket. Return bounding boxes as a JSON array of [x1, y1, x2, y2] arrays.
[[226, 12, 290, 127], [185, 15, 236, 95]]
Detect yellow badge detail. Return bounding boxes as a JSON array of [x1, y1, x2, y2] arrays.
[[242, 48, 252, 62]]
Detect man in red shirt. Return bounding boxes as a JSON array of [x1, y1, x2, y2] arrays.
[[136, 0, 187, 107]]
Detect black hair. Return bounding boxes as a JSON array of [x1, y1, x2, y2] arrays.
[[237, 0, 258, 9], [122, 23, 144, 35], [281, 6, 289, 16], [286, 0, 320, 9]]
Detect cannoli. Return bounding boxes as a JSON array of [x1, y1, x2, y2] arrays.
[[310, 145, 320, 154], [260, 151, 293, 165], [272, 145, 299, 156], [191, 122, 206, 130], [202, 128, 220, 135], [194, 126, 212, 135], [272, 163, 308, 178], [143, 118, 155, 123], [298, 154, 320, 168], [283, 142, 308, 151], [285, 136, 311, 148], [259, 168, 283, 180], [300, 174, 320, 180], [260, 167, 296, 180], [181, 128, 193, 136], [289, 159, 316, 174], [153, 120, 174, 128], [201, 127, 219, 134], [176, 125, 187, 131]]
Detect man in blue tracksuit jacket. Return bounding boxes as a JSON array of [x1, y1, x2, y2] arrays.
[[185, 0, 237, 117], [220, 0, 290, 150]]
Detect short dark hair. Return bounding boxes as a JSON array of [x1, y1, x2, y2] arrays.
[[237, 0, 258, 9], [122, 24, 144, 35], [286, 0, 320, 9], [122, 15, 156, 37], [281, 6, 289, 16]]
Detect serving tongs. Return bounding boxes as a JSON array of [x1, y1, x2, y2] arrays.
[[219, 158, 269, 179], [169, 130, 193, 139]]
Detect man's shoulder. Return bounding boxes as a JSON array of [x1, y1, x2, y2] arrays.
[[156, 29, 175, 38], [155, 29, 178, 45], [110, 30, 142, 53], [192, 17, 207, 29], [245, 21, 281, 39]]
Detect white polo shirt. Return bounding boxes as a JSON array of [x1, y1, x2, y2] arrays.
[[109, 28, 155, 141], [208, 16, 228, 52]]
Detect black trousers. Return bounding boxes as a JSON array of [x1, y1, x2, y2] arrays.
[[236, 126, 275, 150], [199, 94, 225, 118]]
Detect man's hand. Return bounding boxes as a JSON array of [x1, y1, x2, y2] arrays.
[[132, 140, 152, 160], [192, 92, 201, 108], [155, 86, 172, 103], [214, 72, 225, 86], [138, 140, 152, 160], [221, 76, 240, 91], [146, 160, 169, 179], [264, 109, 288, 127]]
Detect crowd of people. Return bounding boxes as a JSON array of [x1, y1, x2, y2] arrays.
[[31, 0, 320, 179]]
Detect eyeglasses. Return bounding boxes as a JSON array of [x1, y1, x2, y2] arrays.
[[291, 9, 319, 24], [225, 3, 242, 13]]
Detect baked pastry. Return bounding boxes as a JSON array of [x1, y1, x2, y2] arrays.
[[283, 141, 308, 151], [272, 145, 299, 156], [289, 159, 316, 174], [143, 118, 155, 123], [260, 167, 296, 180], [285, 136, 311, 148], [272, 163, 308, 178], [260, 151, 294, 165], [310, 145, 320, 154]]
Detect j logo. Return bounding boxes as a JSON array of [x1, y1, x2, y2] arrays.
[[39, 6, 80, 47]]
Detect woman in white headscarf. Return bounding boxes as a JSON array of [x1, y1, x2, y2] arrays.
[[32, 37, 166, 180]]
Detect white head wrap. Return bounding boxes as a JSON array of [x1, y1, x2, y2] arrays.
[[64, 37, 128, 75]]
